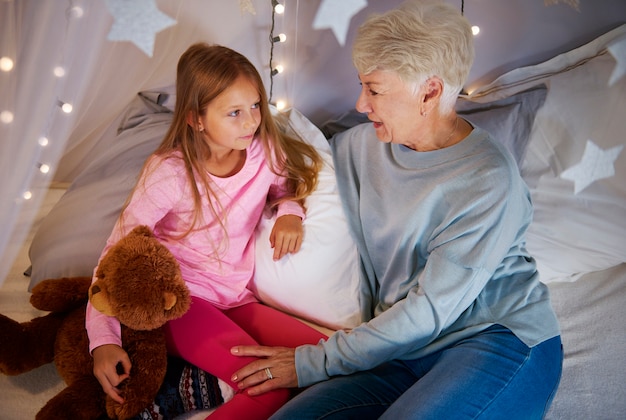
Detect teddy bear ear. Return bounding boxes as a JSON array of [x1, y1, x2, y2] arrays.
[[164, 292, 177, 311], [130, 225, 154, 238]]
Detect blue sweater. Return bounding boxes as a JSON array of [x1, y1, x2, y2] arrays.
[[295, 122, 560, 387]]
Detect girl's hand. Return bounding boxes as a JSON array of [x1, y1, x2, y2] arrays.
[[230, 345, 298, 396], [92, 344, 131, 404], [270, 214, 303, 260]]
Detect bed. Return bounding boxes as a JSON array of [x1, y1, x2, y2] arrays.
[[1, 24, 625, 420]]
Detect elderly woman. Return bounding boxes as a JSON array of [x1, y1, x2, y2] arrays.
[[231, 1, 563, 418]]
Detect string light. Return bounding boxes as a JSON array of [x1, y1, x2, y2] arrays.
[[472, 25, 480, 35], [0, 110, 13, 124], [271, 64, 284, 76], [273, 1, 284, 14], [37, 163, 51, 174], [268, 0, 286, 103], [53, 66, 66, 77], [57, 99, 73, 113], [275, 99, 287, 111], [0, 57, 13, 72], [272, 33, 286, 43]]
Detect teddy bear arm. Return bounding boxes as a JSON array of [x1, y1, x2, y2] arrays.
[[36, 375, 107, 420], [0, 312, 65, 375], [107, 329, 169, 419], [30, 276, 92, 312]]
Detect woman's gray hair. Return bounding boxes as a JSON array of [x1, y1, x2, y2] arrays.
[[352, 0, 474, 111]]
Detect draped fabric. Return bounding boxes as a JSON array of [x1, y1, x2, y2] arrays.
[[0, 0, 282, 286]]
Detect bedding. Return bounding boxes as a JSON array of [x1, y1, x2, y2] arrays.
[[12, 23, 626, 420], [27, 96, 363, 331]]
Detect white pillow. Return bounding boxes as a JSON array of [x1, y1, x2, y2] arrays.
[[251, 108, 363, 331], [467, 24, 626, 283]]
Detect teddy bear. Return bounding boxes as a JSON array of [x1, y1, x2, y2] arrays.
[[0, 225, 191, 420]]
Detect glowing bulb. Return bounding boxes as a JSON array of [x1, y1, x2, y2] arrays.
[[472, 26, 480, 36], [39, 163, 50, 174], [68, 6, 84, 18], [39, 136, 49, 147], [276, 100, 287, 111], [0, 57, 14, 72], [61, 102, 73, 113], [275, 64, 284, 73], [54, 66, 66, 77], [273, 33, 287, 43], [23, 191, 33, 200], [0, 110, 14, 123], [274, 3, 284, 14]]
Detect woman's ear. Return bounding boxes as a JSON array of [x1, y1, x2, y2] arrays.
[[420, 77, 444, 116]]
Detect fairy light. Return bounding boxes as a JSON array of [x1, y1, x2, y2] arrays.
[[271, 64, 284, 76], [275, 99, 287, 111], [59, 101, 73, 113], [39, 136, 49, 147], [22, 191, 33, 200], [268, 0, 286, 103], [472, 25, 480, 35], [38, 163, 50, 174], [0, 56, 13, 72], [53, 66, 66, 77], [273, 33, 287, 43], [273, 1, 284, 14], [1, 110, 14, 124]]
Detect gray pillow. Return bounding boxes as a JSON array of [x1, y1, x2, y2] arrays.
[[28, 93, 173, 289], [320, 84, 548, 165]]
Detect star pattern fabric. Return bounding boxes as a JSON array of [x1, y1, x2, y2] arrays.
[[105, 0, 176, 57], [239, 0, 256, 15], [608, 34, 626, 86], [312, 0, 367, 46], [560, 140, 623, 194]]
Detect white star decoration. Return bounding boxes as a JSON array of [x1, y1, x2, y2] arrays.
[[313, 0, 367, 46], [239, 0, 256, 15], [607, 34, 626, 86], [105, 0, 176, 57], [560, 140, 623, 194]]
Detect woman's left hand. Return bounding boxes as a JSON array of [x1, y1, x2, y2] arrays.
[[230, 345, 298, 395]]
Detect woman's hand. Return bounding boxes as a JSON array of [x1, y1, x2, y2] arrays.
[[92, 344, 131, 404], [231, 345, 298, 396], [270, 214, 303, 260]]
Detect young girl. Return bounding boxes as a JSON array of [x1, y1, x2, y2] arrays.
[[86, 43, 328, 419]]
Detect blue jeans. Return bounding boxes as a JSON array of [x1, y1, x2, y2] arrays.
[[272, 325, 563, 419]]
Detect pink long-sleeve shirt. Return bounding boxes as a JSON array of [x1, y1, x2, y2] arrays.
[[86, 138, 304, 352]]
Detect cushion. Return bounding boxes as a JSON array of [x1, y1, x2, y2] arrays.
[[320, 85, 548, 167], [466, 24, 626, 283], [28, 93, 172, 289], [28, 94, 363, 331], [251, 108, 363, 331]]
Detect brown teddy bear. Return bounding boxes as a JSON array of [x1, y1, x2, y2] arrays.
[[0, 225, 191, 420]]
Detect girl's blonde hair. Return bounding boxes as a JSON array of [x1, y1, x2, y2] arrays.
[[123, 43, 321, 240]]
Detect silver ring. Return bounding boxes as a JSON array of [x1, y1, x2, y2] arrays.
[[264, 367, 273, 380]]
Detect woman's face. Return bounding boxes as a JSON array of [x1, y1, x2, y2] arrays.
[[355, 70, 422, 146], [199, 76, 261, 153]]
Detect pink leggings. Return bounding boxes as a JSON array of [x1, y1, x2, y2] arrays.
[[164, 297, 328, 420]]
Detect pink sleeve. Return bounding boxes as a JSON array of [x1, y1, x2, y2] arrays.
[[86, 155, 184, 353]]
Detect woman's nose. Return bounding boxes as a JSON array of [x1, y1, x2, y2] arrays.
[[355, 90, 370, 113]]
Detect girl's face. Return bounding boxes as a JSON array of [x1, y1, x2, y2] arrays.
[[198, 76, 262, 153], [355, 70, 423, 146]]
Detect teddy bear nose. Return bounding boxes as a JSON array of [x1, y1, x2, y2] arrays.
[[91, 285, 101, 295]]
